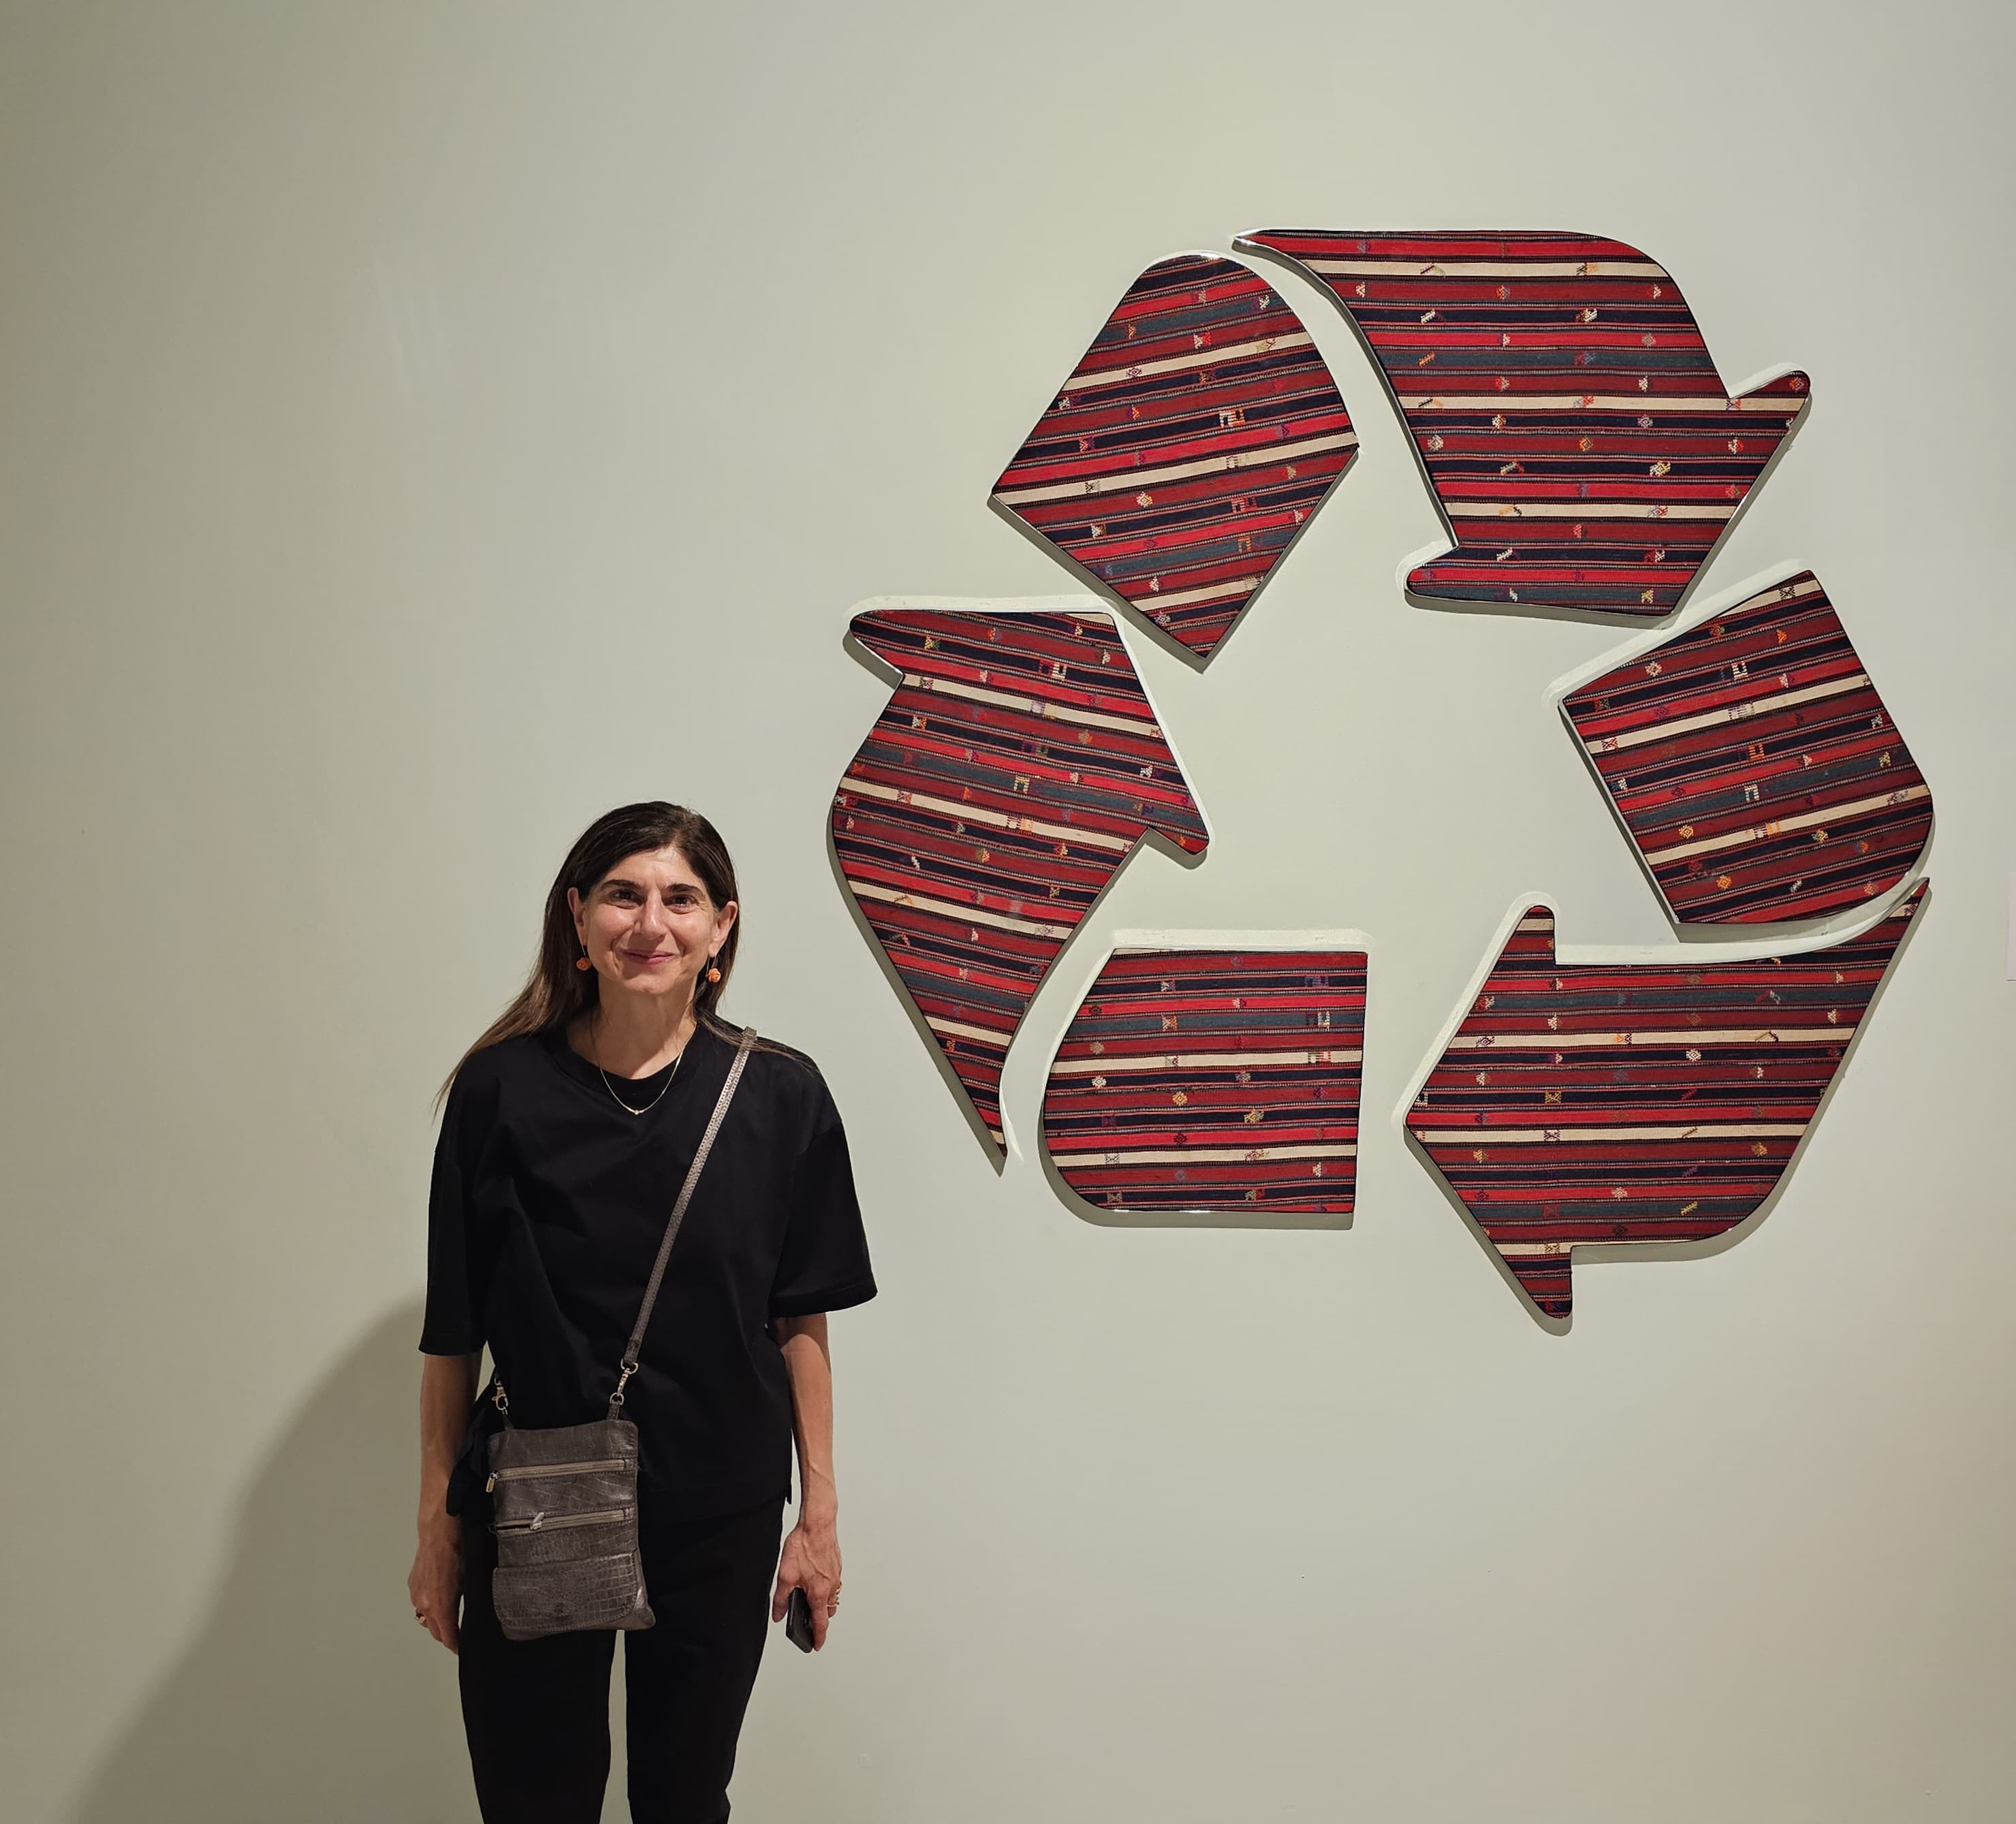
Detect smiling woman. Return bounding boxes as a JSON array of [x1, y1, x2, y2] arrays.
[[409, 802, 877, 1823]]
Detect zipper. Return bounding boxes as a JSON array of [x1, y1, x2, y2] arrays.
[[485, 1456, 629, 1493], [491, 1505, 634, 1535]]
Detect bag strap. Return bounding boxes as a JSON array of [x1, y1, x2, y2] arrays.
[[608, 1023, 757, 1417]]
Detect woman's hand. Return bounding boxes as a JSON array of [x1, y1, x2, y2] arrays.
[[409, 1511, 464, 1654], [771, 1509, 843, 1650], [411, 1350, 480, 1655]]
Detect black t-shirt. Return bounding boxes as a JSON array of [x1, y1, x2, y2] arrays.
[[420, 1021, 876, 1522]]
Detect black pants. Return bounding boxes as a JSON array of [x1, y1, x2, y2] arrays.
[[458, 1494, 786, 1823]]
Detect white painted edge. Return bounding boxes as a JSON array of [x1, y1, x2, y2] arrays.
[[840, 592, 1217, 1163], [1721, 358, 1810, 402], [1396, 533, 1453, 600], [1386, 875, 1930, 1138]]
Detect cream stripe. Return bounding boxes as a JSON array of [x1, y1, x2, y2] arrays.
[[1300, 258, 1669, 280], [1642, 785, 1932, 865], [1447, 501, 1735, 522], [922, 1016, 1010, 1045], [1586, 674, 1870, 753], [1060, 331, 1314, 392], [903, 674, 1159, 738], [1731, 575, 1825, 610], [1394, 392, 1795, 413], [841, 774, 1133, 853], [994, 431, 1357, 507], [1133, 575, 1259, 610], [1447, 1026, 1847, 1050], [849, 879, 1074, 939], [1415, 1122, 1807, 1145], [1050, 1144, 1359, 1165], [1052, 1047, 1363, 1074]]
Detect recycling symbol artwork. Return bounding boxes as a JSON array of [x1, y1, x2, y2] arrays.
[[830, 232, 1932, 1324]]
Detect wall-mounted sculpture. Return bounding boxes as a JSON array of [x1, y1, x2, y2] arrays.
[[1236, 230, 1807, 617], [1042, 935, 1366, 1216], [990, 252, 1358, 661], [834, 601, 1209, 1156], [1405, 883, 1926, 1321], [1558, 567, 1934, 926]]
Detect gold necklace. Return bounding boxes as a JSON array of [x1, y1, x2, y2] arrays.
[[593, 1016, 688, 1117]]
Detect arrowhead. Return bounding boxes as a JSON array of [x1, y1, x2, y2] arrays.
[[1407, 885, 1926, 1321], [846, 611, 915, 667], [834, 605, 1208, 1157], [1560, 567, 1933, 926], [1240, 230, 1808, 618], [988, 251, 1357, 661]]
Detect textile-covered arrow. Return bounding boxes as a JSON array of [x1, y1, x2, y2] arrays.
[[1560, 568, 1934, 926], [1407, 883, 1925, 1320], [833, 604, 1208, 1156], [990, 253, 1357, 661], [1237, 229, 1807, 618]]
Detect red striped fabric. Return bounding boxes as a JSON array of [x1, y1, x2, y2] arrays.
[[1237, 230, 1806, 616], [833, 607, 1208, 1154], [1043, 947, 1365, 1213], [1562, 570, 1933, 924], [1406, 885, 1925, 1319], [990, 253, 1357, 661]]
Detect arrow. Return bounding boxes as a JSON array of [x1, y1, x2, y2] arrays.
[[1559, 567, 1935, 926], [1406, 883, 1925, 1320], [990, 252, 1357, 662], [832, 602, 1208, 1156], [1235, 230, 1807, 618]]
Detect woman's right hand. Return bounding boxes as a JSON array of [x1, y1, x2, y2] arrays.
[[409, 1513, 463, 1654], [413, 1349, 482, 1655]]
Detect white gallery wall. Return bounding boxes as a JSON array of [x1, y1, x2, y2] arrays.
[[2, 4, 2012, 1820]]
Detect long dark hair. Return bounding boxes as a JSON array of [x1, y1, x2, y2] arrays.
[[440, 802, 742, 1105]]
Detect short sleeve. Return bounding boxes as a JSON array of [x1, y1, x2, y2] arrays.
[[769, 1071, 877, 1319], [418, 1067, 490, 1355]]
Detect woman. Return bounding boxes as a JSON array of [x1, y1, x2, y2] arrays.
[[409, 802, 876, 1823]]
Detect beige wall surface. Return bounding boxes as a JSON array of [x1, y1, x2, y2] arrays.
[[3, 3, 2013, 1820]]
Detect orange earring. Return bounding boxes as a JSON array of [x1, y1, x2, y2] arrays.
[[706, 960, 722, 983], [575, 951, 592, 973]]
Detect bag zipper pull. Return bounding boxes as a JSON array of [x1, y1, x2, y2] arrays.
[[485, 1473, 497, 1494]]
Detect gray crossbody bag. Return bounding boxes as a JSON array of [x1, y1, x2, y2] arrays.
[[482, 1024, 757, 1642]]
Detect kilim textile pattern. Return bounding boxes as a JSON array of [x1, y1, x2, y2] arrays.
[[990, 254, 1357, 661], [1238, 230, 1807, 616], [1406, 884, 1925, 1319], [834, 608, 1208, 1154], [1562, 571, 1933, 925], [1043, 947, 1365, 1213]]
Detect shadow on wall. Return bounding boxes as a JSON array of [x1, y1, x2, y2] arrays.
[[70, 1303, 477, 1824]]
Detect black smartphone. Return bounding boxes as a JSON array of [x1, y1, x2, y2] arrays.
[[784, 1586, 815, 1653]]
